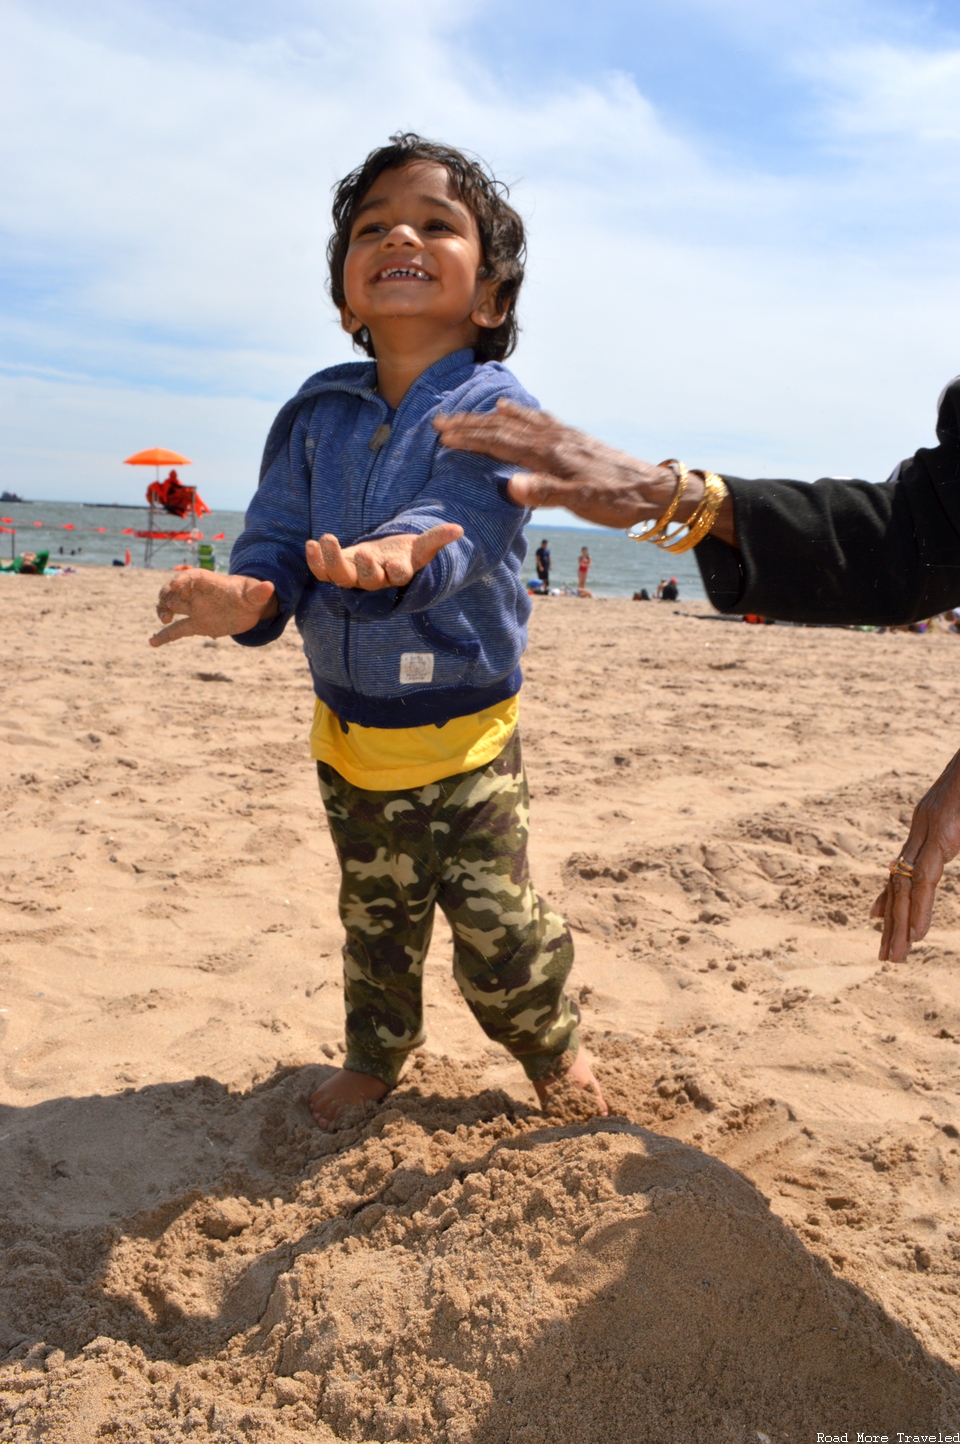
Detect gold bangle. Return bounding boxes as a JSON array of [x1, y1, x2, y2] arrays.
[[626, 460, 688, 545], [662, 472, 727, 553]]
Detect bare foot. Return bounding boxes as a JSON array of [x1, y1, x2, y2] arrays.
[[309, 1067, 391, 1130], [532, 1050, 608, 1116]]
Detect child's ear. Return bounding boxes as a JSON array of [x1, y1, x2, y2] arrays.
[[339, 303, 365, 337], [471, 281, 509, 332]]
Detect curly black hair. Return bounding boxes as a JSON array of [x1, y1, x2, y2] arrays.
[[327, 132, 526, 363]]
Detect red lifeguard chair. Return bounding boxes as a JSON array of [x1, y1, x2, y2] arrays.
[[123, 448, 210, 567]]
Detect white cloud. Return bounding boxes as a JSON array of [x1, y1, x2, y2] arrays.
[[1, 0, 959, 507], [815, 41, 960, 143]]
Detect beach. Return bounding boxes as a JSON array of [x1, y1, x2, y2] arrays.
[[2, 567, 959, 1440]]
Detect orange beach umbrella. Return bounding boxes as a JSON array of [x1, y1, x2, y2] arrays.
[[125, 448, 192, 466], [124, 447, 193, 484]]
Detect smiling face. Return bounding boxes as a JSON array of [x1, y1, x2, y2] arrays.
[[339, 162, 506, 357]]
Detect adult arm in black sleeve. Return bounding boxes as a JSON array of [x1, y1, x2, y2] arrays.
[[436, 377, 960, 626], [696, 376, 960, 625]]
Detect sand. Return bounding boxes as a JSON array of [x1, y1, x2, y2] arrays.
[[2, 568, 960, 1441]]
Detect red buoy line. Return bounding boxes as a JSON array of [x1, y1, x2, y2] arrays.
[[0, 520, 231, 542]]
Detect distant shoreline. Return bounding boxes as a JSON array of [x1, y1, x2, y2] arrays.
[[4, 498, 603, 531], [7, 500, 598, 527]]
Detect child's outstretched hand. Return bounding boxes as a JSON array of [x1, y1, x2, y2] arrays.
[[149, 570, 278, 647], [306, 524, 463, 591]]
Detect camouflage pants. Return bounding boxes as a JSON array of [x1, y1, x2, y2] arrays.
[[316, 730, 579, 1087]]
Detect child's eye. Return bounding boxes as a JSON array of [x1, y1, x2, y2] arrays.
[[425, 219, 453, 232], [355, 222, 386, 237]]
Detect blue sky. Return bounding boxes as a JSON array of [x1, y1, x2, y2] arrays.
[[2, 0, 960, 509]]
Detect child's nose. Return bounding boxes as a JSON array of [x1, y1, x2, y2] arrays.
[[382, 223, 421, 248]]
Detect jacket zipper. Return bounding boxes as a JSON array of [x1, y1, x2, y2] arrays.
[[345, 395, 392, 689]]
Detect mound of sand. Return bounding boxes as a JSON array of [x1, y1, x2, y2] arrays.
[[2, 1057, 956, 1442]]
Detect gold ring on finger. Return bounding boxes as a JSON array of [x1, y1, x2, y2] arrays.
[[889, 857, 916, 878]]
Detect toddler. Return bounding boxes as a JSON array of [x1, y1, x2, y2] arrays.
[[151, 133, 606, 1127]]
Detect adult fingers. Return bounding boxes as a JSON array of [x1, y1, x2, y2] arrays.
[[879, 837, 940, 962], [907, 871, 941, 946], [869, 883, 889, 919], [149, 616, 199, 648], [877, 798, 933, 959], [436, 398, 542, 440], [507, 471, 569, 509], [903, 837, 946, 946], [877, 753, 960, 960], [879, 869, 914, 961], [435, 403, 560, 467]]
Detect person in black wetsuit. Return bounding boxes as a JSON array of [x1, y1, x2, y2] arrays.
[[435, 375, 960, 967], [535, 538, 551, 590]]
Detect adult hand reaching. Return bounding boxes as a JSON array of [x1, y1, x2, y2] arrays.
[[305, 523, 463, 591], [150, 570, 278, 647], [435, 399, 738, 545], [871, 746, 960, 961]]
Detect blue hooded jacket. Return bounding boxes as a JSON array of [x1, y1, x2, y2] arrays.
[[231, 348, 537, 728]]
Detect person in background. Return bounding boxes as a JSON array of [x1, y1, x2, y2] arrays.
[[433, 376, 960, 966], [535, 537, 551, 591], [661, 576, 678, 601], [577, 545, 591, 593], [0, 548, 49, 575]]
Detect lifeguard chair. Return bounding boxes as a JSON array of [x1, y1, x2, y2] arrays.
[[123, 449, 210, 567]]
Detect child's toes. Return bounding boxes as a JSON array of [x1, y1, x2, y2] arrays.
[[308, 1090, 339, 1130]]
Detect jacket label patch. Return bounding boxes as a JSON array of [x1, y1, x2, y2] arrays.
[[399, 652, 434, 684]]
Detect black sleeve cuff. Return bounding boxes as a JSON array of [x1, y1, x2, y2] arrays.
[[694, 533, 745, 612]]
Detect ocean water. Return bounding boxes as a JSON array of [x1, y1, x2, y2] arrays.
[[0, 498, 708, 601], [0, 499, 245, 572], [521, 525, 707, 601]]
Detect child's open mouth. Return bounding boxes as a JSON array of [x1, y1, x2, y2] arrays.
[[374, 266, 433, 283]]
